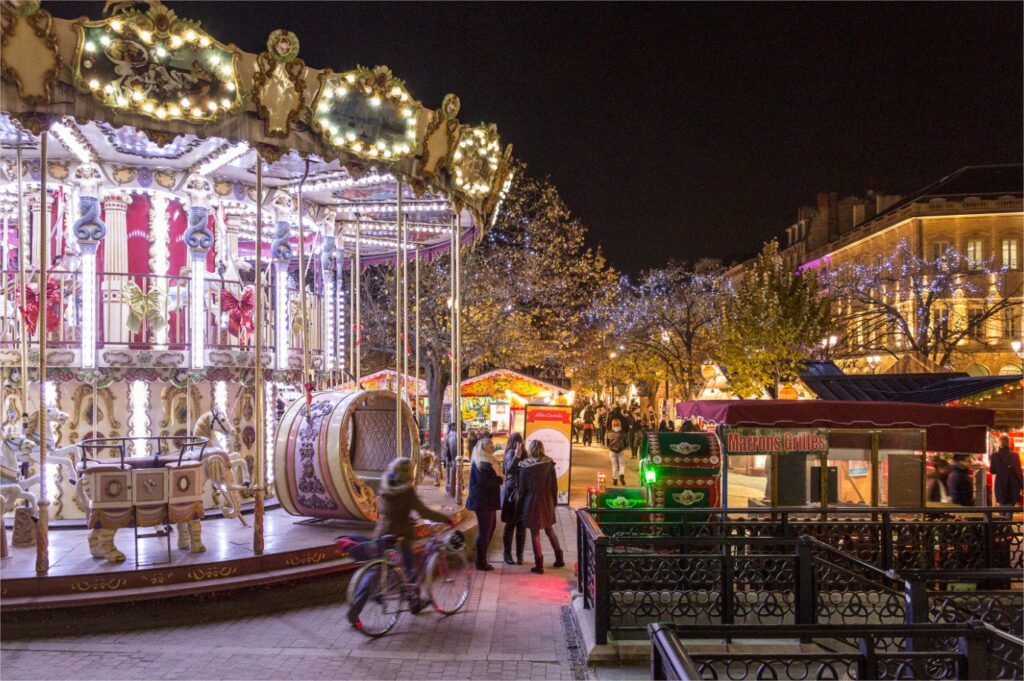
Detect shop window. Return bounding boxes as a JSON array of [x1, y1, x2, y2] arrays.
[[1002, 238, 1019, 269]]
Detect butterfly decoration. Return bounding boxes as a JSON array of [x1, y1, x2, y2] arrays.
[[18, 279, 61, 335], [672, 490, 706, 506], [123, 281, 167, 334], [220, 287, 255, 344], [605, 496, 642, 509]]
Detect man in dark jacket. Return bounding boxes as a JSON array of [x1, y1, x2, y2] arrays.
[[990, 435, 1023, 511]]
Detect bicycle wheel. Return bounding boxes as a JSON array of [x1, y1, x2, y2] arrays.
[[348, 560, 403, 637], [425, 550, 471, 615]]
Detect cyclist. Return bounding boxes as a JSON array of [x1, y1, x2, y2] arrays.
[[348, 457, 454, 629]]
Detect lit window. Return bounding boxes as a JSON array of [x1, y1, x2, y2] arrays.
[[966, 240, 984, 268], [1004, 306, 1021, 339], [1002, 239, 1019, 269], [931, 241, 950, 261], [968, 308, 986, 340]]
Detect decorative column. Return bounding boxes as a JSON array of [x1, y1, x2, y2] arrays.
[[271, 193, 293, 370], [184, 175, 213, 370], [148, 193, 170, 348], [27, 191, 47, 268], [71, 164, 106, 369], [320, 209, 337, 377], [100, 191, 131, 345]]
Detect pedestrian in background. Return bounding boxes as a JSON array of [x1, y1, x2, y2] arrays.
[[990, 434, 1023, 511], [582, 411, 594, 446], [596, 404, 608, 444], [629, 410, 644, 459], [501, 432, 527, 564], [948, 454, 975, 506], [605, 413, 628, 486], [925, 456, 951, 503], [517, 440, 565, 574], [466, 434, 502, 571]]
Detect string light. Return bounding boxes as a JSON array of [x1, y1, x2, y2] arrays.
[[50, 119, 94, 164], [194, 141, 250, 176]]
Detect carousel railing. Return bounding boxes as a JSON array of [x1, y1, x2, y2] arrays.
[[206, 278, 274, 352], [0, 269, 83, 348], [96, 271, 190, 349]]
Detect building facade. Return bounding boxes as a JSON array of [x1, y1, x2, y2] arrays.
[[730, 165, 1023, 377]]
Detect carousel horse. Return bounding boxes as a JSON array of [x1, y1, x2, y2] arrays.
[[1, 407, 79, 519], [193, 410, 249, 529]]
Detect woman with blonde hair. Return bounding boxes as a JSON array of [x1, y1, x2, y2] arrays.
[[466, 433, 502, 571], [516, 440, 564, 574]]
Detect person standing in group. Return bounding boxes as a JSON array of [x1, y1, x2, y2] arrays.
[[605, 412, 628, 486], [466, 434, 502, 571], [658, 418, 672, 432], [628, 410, 644, 459], [947, 454, 975, 506], [990, 434, 1023, 512], [501, 432, 527, 565], [517, 440, 565, 574], [582, 410, 594, 446]]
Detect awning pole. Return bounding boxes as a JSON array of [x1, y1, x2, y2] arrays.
[[35, 132, 48, 575], [253, 157, 265, 555]]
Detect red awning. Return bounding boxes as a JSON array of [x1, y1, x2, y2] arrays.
[[677, 400, 995, 453]]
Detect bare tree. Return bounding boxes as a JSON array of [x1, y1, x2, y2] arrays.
[[826, 239, 1022, 369]]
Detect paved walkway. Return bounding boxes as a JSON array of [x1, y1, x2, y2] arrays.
[[1, 507, 582, 680]]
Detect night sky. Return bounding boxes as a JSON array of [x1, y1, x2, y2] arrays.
[[50, 2, 1023, 272]]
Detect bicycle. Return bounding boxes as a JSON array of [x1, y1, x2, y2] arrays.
[[345, 526, 472, 637]]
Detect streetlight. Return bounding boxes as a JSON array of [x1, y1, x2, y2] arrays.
[[1012, 339, 1023, 358], [866, 354, 882, 373]]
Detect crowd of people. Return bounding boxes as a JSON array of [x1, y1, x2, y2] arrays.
[[926, 434, 1024, 511]]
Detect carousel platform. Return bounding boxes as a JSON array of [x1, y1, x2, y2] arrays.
[[0, 486, 471, 612]]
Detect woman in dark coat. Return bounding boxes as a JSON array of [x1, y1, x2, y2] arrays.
[[990, 435, 1023, 509], [500, 432, 526, 565], [947, 454, 975, 507], [517, 440, 565, 574], [466, 436, 502, 571]]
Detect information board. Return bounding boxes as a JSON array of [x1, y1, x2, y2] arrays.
[[524, 404, 573, 505]]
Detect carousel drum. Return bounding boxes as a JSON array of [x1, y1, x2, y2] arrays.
[[274, 390, 419, 522]]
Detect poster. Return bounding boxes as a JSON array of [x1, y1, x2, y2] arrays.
[[524, 404, 573, 505]]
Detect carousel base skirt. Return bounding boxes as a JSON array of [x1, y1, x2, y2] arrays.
[[0, 486, 470, 612]]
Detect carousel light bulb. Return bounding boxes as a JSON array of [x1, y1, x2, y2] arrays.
[[220, 65, 232, 77], [207, 100, 218, 111], [318, 102, 329, 113], [85, 41, 96, 53], [199, 36, 210, 47], [131, 90, 143, 102], [406, 129, 416, 139], [390, 86, 402, 97], [156, 45, 167, 57], [345, 73, 356, 84], [139, 30, 152, 43], [142, 101, 154, 112], [169, 104, 181, 116], [209, 54, 220, 66], [110, 19, 122, 32], [345, 131, 356, 141], [88, 78, 100, 90], [169, 35, 183, 48], [185, 29, 197, 42], [192, 107, 203, 117], [401, 108, 412, 118], [100, 35, 111, 46], [221, 97, 230, 109], [369, 96, 381, 107], [179, 96, 191, 107], [103, 83, 114, 94], [226, 81, 236, 91], [156, 107, 167, 118]]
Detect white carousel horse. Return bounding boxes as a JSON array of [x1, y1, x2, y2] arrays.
[[1, 407, 79, 519], [194, 410, 249, 529]]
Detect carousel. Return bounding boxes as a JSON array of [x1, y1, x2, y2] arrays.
[[0, 0, 508, 607]]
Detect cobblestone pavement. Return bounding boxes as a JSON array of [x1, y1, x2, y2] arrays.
[[1, 507, 581, 681]]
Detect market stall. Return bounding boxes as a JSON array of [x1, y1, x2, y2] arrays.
[[457, 369, 570, 435], [676, 400, 995, 508]]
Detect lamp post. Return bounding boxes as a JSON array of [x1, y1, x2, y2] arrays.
[[865, 354, 882, 374]]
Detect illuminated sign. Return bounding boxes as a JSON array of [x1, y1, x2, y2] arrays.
[[726, 428, 829, 455]]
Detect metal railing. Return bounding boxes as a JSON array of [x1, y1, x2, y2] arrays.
[[648, 622, 1008, 680], [578, 507, 1023, 645]]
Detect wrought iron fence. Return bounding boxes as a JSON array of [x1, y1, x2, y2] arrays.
[[649, 623, 1000, 681]]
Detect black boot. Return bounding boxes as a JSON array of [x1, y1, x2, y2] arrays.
[[552, 549, 565, 569], [531, 557, 544, 574], [503, 550, 514, 565], [619, 475, 626, 486]]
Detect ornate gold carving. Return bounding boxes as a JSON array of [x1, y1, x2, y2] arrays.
[[110, 166, 137, 184], [284, 550, 327, 567], [0, 3, 61, 105], [253, 30, 305, 139], [70, 577, 128, 592], [186, 565, 236, 581], [144, 571, 174, 585]]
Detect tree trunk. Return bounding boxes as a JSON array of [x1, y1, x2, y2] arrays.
[[425, 357, 449, 457]]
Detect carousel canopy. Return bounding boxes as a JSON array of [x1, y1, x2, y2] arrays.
[[0, 0, 513, 264], [677, 400, 995, 453]]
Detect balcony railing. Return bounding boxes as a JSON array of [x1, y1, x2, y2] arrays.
[[0, 269, 330, 368]]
